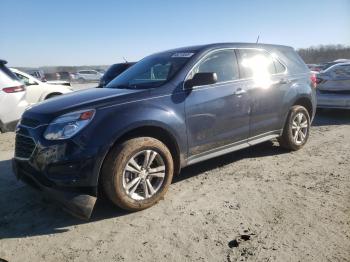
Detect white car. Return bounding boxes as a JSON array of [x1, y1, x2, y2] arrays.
[[0, 60, 28, 132], [10, 68, 73, 105], [74, 70, 103, 83]]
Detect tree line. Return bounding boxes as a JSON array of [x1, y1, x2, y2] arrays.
[[297, 44, 350, 64]]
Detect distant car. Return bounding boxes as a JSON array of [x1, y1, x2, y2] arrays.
[[316, 62, 350, 109], [0, 60, 28, 132], [75, 70, 103, 83], [10, 68, 73, 105], [307, 64, 323, 73], [98, 62, 135, 88], [95, 69, 106, 74], [57, 71, 72, 81], [26, 69, 47, 82], [44, 72, 60, 81]]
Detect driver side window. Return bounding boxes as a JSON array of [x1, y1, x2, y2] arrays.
[[190, 49, 239, 83]]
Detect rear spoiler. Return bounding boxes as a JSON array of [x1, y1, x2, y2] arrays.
[[0, 59, 8, 65]]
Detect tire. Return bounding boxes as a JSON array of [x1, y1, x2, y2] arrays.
[[278, 105, 311, 151], [78, 78, 85, 83], [101, 137, 174, 211]]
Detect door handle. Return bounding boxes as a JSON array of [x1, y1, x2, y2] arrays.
[[233, 88, 246, 96]]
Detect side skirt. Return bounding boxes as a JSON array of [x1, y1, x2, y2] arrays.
[[185, 130, 281, 166]]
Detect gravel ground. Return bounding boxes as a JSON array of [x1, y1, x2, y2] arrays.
[[0, 110, 349, 262]]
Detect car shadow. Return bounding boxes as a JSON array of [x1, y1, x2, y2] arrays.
[[0, 158, 130, 239], [173, 140, 289, 183], [0, 140, 288, 239], [312, 109, 350, 126]]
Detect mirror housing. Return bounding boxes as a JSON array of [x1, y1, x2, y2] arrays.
[[185, 72, 217, 89]]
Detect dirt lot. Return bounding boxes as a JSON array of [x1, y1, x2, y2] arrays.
[[0, 110, 349, 262]]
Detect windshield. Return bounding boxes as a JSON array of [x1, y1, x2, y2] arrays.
[[106, 52, 195, 89]]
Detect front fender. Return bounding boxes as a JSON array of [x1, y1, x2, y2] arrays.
[[80, 97, 187, 187]]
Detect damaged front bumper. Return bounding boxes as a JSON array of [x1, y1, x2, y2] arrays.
[[12, 158, 97, 220]]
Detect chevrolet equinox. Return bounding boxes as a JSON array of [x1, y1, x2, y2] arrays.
[[13, 43, 317, 219]]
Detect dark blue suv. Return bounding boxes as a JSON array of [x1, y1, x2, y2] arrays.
[[13, 43, 316, 219]]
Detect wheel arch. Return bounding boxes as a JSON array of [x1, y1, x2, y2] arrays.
[[97, 124, 183, 193], [292, 96, 313, 118]]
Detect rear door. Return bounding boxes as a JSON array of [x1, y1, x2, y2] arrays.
[[236, 48, 289, 138], [185, 49, 250, 156]]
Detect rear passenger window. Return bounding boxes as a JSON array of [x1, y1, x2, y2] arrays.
[[190, 49, 239, 83], [237, 49, 276, 78]]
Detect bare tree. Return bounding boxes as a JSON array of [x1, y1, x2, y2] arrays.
[[298, 44, 350, 64]]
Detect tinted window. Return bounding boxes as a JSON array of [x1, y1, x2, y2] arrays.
[[238, 49, 276, 78], [190, 49, 239, 83]]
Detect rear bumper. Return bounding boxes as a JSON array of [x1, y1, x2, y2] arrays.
[[317, 92, 350, 109], [12, 158, 97, 219]]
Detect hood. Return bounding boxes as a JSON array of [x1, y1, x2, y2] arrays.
[[24, 87, 146, 123]]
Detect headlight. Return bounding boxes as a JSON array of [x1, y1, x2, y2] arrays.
[[44, 109, 95, 140]]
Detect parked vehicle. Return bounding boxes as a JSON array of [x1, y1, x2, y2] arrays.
[[13, 43, 316, 219], [11, 68, 73, 104], [26, 69, 47, 82], [56, 71, 72, 81], [0, 60, 28, 132], [98, 62, 135, 88], [45, 72, 61, 81], [75, 70, 103, 83], [316, 62, 350, 109]]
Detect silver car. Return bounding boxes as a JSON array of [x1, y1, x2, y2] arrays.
[[75, 70, 103, 83], [317, 62, 350, 109]]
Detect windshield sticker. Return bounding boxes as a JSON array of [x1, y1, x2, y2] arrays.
[[172, 52, 195, 58]]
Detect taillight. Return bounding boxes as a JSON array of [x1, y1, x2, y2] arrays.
[[310, 73, 317, 88], [3, 85, 26, 93]]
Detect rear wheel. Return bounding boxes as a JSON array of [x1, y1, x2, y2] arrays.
[[278, 105, 310, 151], [102, 137, 174, 211]]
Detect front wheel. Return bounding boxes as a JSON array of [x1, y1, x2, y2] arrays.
[[278, 105, 311, 151], [102, 137, 174, 211]]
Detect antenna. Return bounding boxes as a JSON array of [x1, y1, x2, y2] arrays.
[[122, 56, 128, 63], [256, 35, 260, 44]]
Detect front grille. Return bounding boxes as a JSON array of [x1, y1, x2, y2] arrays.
[[21, 117, 41, 128], [15, 134, 36, 159]]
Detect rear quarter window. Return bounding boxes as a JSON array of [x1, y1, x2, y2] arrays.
[[279, 49, 308, 74], [237, 49, 276, 78], [274, 59, 286, 74]]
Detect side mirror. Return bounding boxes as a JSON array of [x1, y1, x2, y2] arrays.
[[185, 72, 217, 89]]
